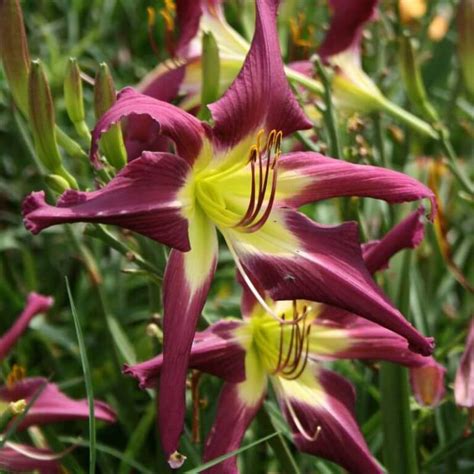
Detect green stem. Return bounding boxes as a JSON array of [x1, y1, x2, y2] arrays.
[[313, 58, 343, 159], [379, 250, 418, 474], [285, 66, 324, 96], [376, 97, 438, 139]]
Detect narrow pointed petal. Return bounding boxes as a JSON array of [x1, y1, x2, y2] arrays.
[[363, 207, 426, 273], [0, 377, 116, 429], [319, 0, 378, 58], [0, 293, 53, 360], [278, 152, 436, 217], [410, 358, 446, 407], [228, 208, 433, 355], [23, 152, 191, 250], [0, 443, 61, 474], [159, 210, 218, 462], [124, 320, 246, 389], [274, 364, 382, 473], [455, 319, 474, 408], [209, 0, 311, 148], [90, 87, 207, 167], [202, 382, 265, 474]]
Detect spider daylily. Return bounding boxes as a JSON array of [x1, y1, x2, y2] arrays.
[[23, 0, 435, 464], [125, 209, 437, 473], [0, 295, 116, 473]]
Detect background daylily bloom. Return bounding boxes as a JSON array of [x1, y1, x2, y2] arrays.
[[0, 292, 53, 360], [0, 296, 117, 473], [125, 208, 436, 473], [455, 319, 474, 408], [23, 0, 435, 464]]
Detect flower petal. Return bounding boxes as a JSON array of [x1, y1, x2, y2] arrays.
[[0, 443, 61, 474], [0, 377, 116, 429], [209, 0, 311, 148], [318, 0, 378, 58], [273, 364, 382, 473], [363, 207, 426, 273], [123, 320, 246, 389], [454, 318, 474, 408], [23, 152, 191, 251], [0, 293, 53, 360], [91, 87, 207, 167], [202, 381, 265, 474], [158, 209, 218, 462], [278, 152, 436, 217], [227, 208, 433, 356]]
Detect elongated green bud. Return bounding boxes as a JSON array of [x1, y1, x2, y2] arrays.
[[94, 63, 127, 169], [28, 60, 78, 188], [44, 174, 70, 194], [457, 0, 474, 97], [399, 33, 438, 122], [198, 31, 220, 120], [64, 58, 90, 139], [0, 0, 30, 114]]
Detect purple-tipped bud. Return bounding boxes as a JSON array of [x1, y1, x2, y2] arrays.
[[457, 0, 474, 97], [0, 0, 30, 114], [93, 63, 127, 169], [64, 57, 89, 138], [410, 359, 446, 407], [455, 319, 474, 408]]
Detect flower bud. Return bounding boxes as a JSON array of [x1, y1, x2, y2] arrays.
[[409, 359, 446, 407], [44, 174, 70, 194], [94, 63, 127, 170], [28, 60, 78, 188], [198, 31, 220, 120], [399, 34, 438, 122], [0, 0, 30, 114], [64, 58, 89, 138], [457, 0, 474, 97]]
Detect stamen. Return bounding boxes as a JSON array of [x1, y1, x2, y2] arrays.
[[284, 396, 322, 442], [234, 129, 282, 233]]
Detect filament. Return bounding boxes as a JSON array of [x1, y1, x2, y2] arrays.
[[283, 396, 322, 442]]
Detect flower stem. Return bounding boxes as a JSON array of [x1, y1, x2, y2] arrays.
[[380, 250, 418, 474]]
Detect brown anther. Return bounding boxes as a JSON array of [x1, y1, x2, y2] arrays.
[[7, 364, 26, 388]]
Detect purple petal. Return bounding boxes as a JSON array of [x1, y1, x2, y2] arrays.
[[90, 87, 207, 167], [0, 443, 61, 474], [159, 227, 218, 461], [363, 207, 426, 273], [455, 318, 474, 408], [175, 1, 203, 56], [0, 293, 53, 360], [231, 208, 433, 356], [275, 365, 382, 473], [410, 358, 446, 407], [202, 382, 265, 474], [23, 152, 191, 251], [0, 377, 116, 429], [318, 0, 378, 59], [278, 152, 436, 218], [123, 320, 246, 389], [209, 0, 311, 148]]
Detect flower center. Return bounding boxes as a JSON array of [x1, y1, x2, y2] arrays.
[[194, 129, 282, 232], [249, 300, 313, 380]]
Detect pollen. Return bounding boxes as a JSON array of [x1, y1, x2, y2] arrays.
[[234, 128, 283, 233], [6, 364, 26, 388]]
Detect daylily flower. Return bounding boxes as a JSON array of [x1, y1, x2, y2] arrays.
[[0, 295, 117, 473], [455, 318, 474, 408], [125, 209, 436, 473], [23, 0, 435, 464], [0, 293, 53, 360]]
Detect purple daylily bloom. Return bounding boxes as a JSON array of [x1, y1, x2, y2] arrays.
[[23, 0, 435, 463], [455, 318, 474, 408], [0, 293, 53, 360], [0, 296, 117, 473], [125, 209, 436, 473]]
